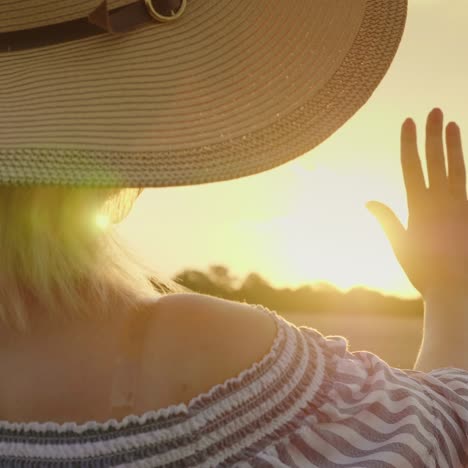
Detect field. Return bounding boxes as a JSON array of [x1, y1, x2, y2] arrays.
[[281, 311, 423, 370]]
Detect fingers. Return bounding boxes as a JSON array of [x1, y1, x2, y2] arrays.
[[446, 122, 467, 201], [401, 118, 426, 213], [402, 109, 466, 208], [425, 108, 447, 193]]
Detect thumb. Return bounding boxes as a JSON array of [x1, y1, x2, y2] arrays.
[[366, 201, 406, 254]]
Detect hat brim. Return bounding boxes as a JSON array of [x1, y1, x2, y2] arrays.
[[0, 0, 408, 187]]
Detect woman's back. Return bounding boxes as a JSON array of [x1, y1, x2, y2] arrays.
[[1, 294, 468, 466], [0, 292, 278, 424]]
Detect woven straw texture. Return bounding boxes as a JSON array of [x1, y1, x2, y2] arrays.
[[0, 0, 407, 187]]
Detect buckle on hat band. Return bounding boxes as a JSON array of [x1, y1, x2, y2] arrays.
[[0, 0, 188, 54], [145, 0, 187, 22]]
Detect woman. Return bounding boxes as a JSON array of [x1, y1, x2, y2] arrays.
[[1, 0, 467, 466]]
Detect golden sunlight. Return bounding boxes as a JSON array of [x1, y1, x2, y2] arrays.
[[95, 213, 110, 230], [251, 165, 416, 298]]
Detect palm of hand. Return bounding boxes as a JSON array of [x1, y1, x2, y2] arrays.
[[368, 109, 468, 298], [404, 195, 468, 296]]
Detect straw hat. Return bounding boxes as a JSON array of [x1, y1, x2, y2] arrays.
[[0, 0, 407, 188]]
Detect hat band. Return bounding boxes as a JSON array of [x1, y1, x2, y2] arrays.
[[0, 0, 187, 53]]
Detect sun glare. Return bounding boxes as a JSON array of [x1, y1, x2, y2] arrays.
[[252, 165, 416, 298], [95, 213, 110, 230]]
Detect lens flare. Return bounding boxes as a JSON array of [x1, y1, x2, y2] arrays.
[[95, 213, 110, 230]]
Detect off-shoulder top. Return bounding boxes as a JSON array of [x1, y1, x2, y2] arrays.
[[1, 305, 467, 467]]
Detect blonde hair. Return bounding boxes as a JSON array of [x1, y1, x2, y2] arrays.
[[0, 185, 189, 334]]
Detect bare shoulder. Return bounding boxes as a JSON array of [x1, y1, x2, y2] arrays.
[[148, 293, 278, 376]]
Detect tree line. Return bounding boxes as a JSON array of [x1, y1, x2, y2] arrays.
[[151, 265, 423, 317]]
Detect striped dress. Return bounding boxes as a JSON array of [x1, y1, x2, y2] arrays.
[[0, 305, 467, 467]]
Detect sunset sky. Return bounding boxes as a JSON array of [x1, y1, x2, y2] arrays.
[[116, 0, 467, 300]]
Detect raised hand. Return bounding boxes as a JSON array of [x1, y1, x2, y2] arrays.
[[366, 108, 468, 300]]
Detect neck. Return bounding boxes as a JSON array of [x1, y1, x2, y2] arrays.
[[0, 288, 135, 344]]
